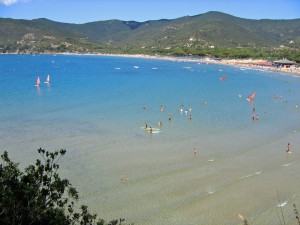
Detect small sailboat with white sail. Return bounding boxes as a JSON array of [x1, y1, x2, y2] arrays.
[[45, 74, 50, 84], [35, 76, 40, 87]]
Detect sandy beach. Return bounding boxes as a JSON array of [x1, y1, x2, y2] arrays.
[[135, 55, 300, 76], [3, 52, 299, 76], [62, 52, 300, 76]]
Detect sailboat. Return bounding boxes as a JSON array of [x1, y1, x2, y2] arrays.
[[45, 74, 50, 84], [219, 75, 227, 81], [35, 76, 40, 87], [247, 91, 256, 102]]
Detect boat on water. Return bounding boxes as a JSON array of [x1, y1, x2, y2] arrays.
[[45, 74, 50, 84], [219, 75, 227, 81], [35, 76, 40, 86], [247, 91, 256, 102]]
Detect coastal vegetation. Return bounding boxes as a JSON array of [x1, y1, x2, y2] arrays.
[[0, 149, 129, 225], [0, 11, 299, 61]]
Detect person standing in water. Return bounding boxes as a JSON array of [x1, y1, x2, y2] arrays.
[[286, 143, 291, 153], [193, 147, 197, 156], [160, 105, 164, 112]]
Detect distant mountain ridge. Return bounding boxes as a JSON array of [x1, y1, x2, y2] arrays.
[[0, 11, 299, 57]]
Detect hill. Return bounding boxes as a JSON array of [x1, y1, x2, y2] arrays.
[[0, 11, 299, 60]]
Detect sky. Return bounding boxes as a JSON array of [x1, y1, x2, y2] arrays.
[[0, 0, 299, 24]]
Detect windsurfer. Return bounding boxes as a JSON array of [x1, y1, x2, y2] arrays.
[[247, 91, 256, 102]]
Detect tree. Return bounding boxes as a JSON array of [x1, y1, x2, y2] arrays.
[[0, 148, 127, 225]]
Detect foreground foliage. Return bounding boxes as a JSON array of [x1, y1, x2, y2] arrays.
[[0, 149, 128, 225]]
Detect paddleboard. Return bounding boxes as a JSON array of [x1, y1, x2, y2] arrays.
[[141, 127, 160, 131], [148, 130, 162, 134]]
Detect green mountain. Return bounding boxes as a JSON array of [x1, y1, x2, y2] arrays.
[[0, 11, 299, 59]]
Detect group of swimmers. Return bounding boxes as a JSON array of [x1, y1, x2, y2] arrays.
[[143, 103, 195, 135], [168, 104, 192, 121], [144, 103, 195, 125], [177, 104, 193, 120]]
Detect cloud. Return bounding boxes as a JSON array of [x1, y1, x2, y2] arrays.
[[0, 0, 31, 6]]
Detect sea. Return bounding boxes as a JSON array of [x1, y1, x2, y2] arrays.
[[0, 54, 300, 225]]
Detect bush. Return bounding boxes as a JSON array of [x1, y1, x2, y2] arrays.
[[0, 148, 128, 225]]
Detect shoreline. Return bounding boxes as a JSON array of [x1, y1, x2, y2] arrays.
[[59, 52, 300, 76], [2, 52, 300, 76]]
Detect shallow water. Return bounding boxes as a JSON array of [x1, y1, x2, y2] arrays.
[[1, 54, 300, 224]]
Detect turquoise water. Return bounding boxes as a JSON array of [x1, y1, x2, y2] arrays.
[[1, 54, 300, 224]]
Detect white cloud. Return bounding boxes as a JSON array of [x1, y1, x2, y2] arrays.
[[0, 0, 17, 5], [0, 0, 32, 6]]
